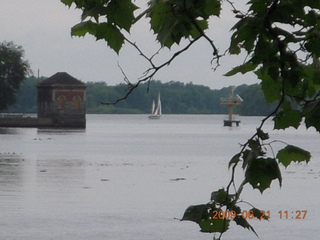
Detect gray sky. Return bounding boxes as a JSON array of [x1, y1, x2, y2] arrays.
[[1, 0, 259, 89]]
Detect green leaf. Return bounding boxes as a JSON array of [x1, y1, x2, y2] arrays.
[[181, 202, 230, 233], [242, 149, 255, 170], [81, 5, 106, 22], [244, 157, 282, 193], [305, 37, 320, 58], [229, 43, 241, 55], [149, 1, 177, 47], [228, 153, 240, 169], [204, 0, 221, 17], [181, 204, 208, 223], [254, 35, 278, 62], [303, 100, 320, 132], [95, 23, 124, 54], [149, 1, 168, 33], [233, 216, 258, 237], [210, 188, 235, 205], [257, 67, 282, 103], [210, 188, 227, 203], [60, 0, 73, 7], [189, 20, 208, 39], [257, 128, 269, 141], [224, 62, 257, 76], [106, 0, 138, 32], [273, 109, 303, 130], [148, 0, 221, 48], [232, 204, 259, 236], [249, 0, 269, 15], [247, 138, 265, 157], [71, 21, 124, 54], [71, 21, 97, 37], [199, 218, 229, 233], [277, 145, 311, 167], [249, 207, 269, 220], [230, 16, 262, 54], [305, 0, 320, 8]]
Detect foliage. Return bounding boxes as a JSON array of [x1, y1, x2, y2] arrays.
[[9, 78, 274, 116], [7, 76, 41, 112], [87, 81, 274, 115], [0, 41, 31, 111], [61, 0, 319, 239], [226, 0, 320, 133], [236, 84, 278, 115]]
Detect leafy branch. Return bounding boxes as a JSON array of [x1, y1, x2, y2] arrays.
[[62, 0, 319, 239], [181, 0, 316, 238], [62, 0, 222, 105]]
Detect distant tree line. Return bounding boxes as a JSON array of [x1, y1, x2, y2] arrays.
[[0, 41, 32, 111], [7, 76, 276, 116]]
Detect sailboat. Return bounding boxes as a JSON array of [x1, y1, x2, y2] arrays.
[[148, 93, 162, 119]]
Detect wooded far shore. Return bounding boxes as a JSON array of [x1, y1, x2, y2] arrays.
[[7, 76, 276, 116]]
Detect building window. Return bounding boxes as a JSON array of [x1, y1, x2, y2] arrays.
[[57, 95, 66, 110], [73, 95, 81, 110]]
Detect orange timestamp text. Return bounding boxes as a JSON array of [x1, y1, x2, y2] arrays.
[[212, 210, 307, 220], [212, 210, 270, 220]]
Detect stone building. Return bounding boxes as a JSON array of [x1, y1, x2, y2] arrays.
[[37, 72, 87, 128]]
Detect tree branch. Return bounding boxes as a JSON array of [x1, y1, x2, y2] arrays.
[[101, 36, 201, 105]]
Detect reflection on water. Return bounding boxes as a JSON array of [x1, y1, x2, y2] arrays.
[[0, 115, 319, 240], [37, 128, 86, 134], [0, 128, 24, 135], [0, 155, 24, 190]]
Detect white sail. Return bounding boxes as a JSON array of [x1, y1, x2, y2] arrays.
[[151, 100, 156, 114], [149, 93, 161, 119]]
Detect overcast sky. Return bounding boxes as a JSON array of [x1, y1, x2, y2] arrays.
[[1, 0, 259, 89]]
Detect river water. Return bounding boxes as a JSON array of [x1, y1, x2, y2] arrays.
[[0, 114, 319, 240]]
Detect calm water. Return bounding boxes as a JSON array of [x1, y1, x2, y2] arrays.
[[0, 114, 319, 240]]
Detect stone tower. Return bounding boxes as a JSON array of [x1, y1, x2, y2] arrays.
[[37, 72, 87, 128]]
